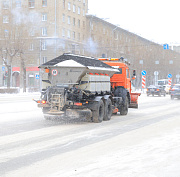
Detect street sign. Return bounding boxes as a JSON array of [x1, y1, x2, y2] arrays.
[[35, 74, 39, 79], [163, 44, 169, 50], [2, 66, 5, 71], [168, 74, 172, 78], [52, 69, 58, 76], [176, 74, 180, 79], [141, 70, 146, 76], [154, 71, 159, 76]]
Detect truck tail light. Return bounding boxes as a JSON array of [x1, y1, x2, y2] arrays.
[[42, 100, 47, 104], [74, 102, 82, 106], [37, 100, 47, 104]]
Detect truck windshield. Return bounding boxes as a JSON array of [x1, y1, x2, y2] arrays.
[[115, 68, 122, 74]]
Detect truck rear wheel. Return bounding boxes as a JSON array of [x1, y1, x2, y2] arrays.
[[120, 96, 128, 115], [103, 98, 112, 121], [92, 100, 104, 123]]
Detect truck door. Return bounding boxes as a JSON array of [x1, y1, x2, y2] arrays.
[[126, 68, 131, 92]]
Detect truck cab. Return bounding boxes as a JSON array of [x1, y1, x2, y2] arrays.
[[99, 58, 140, 108], [99, 58, 131, 91]]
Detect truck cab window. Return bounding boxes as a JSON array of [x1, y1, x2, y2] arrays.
[[126, 69, 130, 78], [115, 68, 122, 74]]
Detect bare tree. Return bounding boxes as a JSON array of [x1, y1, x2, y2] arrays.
[[0, 30, 19, 88], [1, 6, 41, 91]]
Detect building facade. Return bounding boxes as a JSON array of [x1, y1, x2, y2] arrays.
[[0, 0, 180, 90]]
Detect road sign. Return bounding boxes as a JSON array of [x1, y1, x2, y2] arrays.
[[2, 66, 5, 71], [168, 74, 172, 78], [141, 70, 146, 76], [163, 44, 169, 50], [35, 74, 39, 79], [52, 69, 58, 76], [154, 71, 159, 76]]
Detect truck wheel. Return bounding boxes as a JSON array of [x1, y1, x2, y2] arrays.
[[103, 98, 112, 121], [120, 96, 128, 115], [92, 100, 104, 123]]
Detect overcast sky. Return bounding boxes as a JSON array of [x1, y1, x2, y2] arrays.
[[88, 0, 180, 45]]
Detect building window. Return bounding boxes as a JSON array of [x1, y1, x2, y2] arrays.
[[3, 1, 9, 9], [29, 28, 35, 36], [73, 31, 75, 40], [78, 19, 80, 28], [78, 33, 80, 41], [62, 28, 65, 37], [29, 43, 34, 51], [68, 2, 71, 10], [62, 14, 65, 22], [78, 7, 81, 14], [67, 30, 71, 38], [114, 31, 118, 40], [73, 18, 75, 26], [42, 41, 47, 50], [42, 27, 47, 36], [83, 9, 85, 16], [16, 0, 21, 7], [63, 0, 65, 9], [3, 16, 9, 23], [103, 28, 105, 34], [43, 56, 47, 63], [42, 0, 47, 7], [73, 4, 76, 12], [4, 30, 8, 37], [83, 21, 85, 28], [68, 16, 71, 24], [42, 13, 47, 21], [28, 0, 35, 8]]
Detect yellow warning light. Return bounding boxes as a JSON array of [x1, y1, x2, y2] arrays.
[[110, 58, 119, 61]]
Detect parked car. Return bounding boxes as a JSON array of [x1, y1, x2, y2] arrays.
[[170, 84, 180, 99], [147, 85, 166, 97]]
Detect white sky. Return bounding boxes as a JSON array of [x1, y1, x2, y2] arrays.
[[88, 0, 180, 45]]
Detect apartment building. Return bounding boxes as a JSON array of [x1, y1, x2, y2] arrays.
[[85, 15, 180, 86], [0, 0, 180, 90], [0, 0, 88, 89]]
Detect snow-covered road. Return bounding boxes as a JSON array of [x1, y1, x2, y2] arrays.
[[0, 93, 180, 177]]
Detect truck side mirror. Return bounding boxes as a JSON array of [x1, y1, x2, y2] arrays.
[[132, 70, 136, 80], [133, 70, 136, 76]]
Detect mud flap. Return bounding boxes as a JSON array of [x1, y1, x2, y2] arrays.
[[129, 92, 141, 109]]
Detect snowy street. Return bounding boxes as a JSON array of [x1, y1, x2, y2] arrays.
[[0, 93, 180, 177]]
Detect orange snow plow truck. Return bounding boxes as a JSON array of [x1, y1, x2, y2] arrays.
[[99, 57, 141, 109], [36, 54, 141, 123]]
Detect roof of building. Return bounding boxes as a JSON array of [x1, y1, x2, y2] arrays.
[[40, 53, 113, 69]]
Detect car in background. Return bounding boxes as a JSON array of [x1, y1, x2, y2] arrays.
[[170, 84, 180, 99], [147, 85, 166, 97], [163, 84, 171, 94]]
